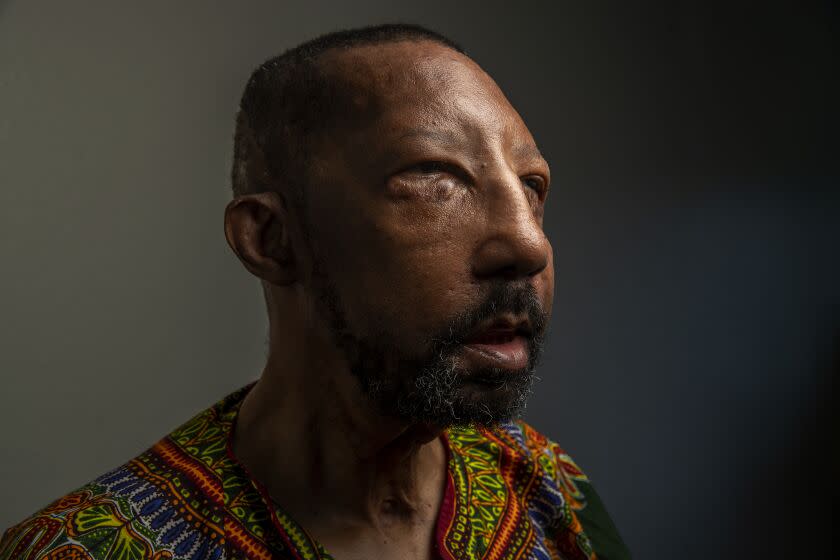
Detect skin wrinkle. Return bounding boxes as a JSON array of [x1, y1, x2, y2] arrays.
[[225, 39, 554, 559]]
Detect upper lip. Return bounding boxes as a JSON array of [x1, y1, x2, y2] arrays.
[[464, 315, 532, 342]]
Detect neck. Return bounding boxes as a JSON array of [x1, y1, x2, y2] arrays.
[[231, 322, 447, 530]]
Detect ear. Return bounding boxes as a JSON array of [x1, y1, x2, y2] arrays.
[[224, 192, 297, 286]]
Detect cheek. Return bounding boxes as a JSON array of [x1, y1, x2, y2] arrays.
[[370, 242, 473, 342], [373, 189, 475, 274], [312, 224, 470, 345], [386, 186, 476, 236], [355, 209, 475, 340], [303, 177, 472, 342]]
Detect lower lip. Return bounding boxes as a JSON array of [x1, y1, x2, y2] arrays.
[[462, 335, 530, 371]]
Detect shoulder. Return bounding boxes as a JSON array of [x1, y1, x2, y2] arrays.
[[0, 462, 169, 560], [1, 431, 229, 559], [489, 420, 633, 560], [0, 384, 252, 560], [1, 386, 251, 560], [444, 420, 591, 526], [1, 451, 226, 560], [492, 420, 590, 494]]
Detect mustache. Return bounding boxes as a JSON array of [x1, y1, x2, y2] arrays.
[[429, 280, 548, 355]]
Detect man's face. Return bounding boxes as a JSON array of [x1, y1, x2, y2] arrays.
[[299, 41, 554, 427]]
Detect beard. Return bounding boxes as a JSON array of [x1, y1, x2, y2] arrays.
[[310, 259, 548, 428]]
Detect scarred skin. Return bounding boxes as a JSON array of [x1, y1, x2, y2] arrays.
[[224, 39, 554, 560]]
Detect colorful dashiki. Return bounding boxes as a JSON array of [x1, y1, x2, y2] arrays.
[[1, 384, 630, 560]]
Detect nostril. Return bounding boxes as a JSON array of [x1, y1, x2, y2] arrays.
[[498, 264, 518, 280]]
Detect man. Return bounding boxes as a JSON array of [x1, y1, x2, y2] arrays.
[[1, 24, 630, 560]]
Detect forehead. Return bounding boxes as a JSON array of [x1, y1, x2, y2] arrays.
[[318, 41, 535, 146]]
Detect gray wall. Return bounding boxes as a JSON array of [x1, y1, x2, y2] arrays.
[[1, 1, 836, 558]]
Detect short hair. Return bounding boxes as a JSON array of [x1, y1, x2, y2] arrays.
[[230, 24, 465, 208]]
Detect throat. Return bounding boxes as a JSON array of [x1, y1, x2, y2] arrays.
[[361, 435, 448, 524], [376, 497, 419, 524]]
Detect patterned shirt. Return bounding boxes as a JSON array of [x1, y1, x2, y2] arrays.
[[1, 384, 630, 560]]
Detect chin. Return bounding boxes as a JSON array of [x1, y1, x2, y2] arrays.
[[449, 393, 530, 427], [395, 368, 534, 428]]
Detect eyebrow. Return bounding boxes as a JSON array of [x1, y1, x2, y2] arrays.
[[396, 128, 459, 144], [394, 128, 546, 164], [513, 143, 546, 162]]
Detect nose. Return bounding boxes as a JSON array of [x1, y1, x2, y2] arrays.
[[471, 174, 549, 281]]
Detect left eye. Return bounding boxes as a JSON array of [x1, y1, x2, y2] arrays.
[[522, 177, 544, 191]]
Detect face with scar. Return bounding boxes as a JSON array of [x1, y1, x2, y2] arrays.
[[236, 40, 554, 428], [295, 41, 554, 427]]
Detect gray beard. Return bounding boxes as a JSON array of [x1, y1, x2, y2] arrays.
[[309, 257, 545, 427]]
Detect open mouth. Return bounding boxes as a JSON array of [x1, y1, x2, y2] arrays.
[[467, 329, 519, 345], [462, 320, 531, 371], [463, 332, 528, 357]]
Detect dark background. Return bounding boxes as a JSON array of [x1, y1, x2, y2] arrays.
[[1, 1, 836, 558]]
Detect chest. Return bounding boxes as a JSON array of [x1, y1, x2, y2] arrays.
[[304, 500, 442, 560], [320, 526, 440, 560]]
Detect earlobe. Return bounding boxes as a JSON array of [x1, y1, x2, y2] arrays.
[[224, 192, 297, 286]]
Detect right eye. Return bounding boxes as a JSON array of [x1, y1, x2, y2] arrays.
[[414, 161, 447, 175]]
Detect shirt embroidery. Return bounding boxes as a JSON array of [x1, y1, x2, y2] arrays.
[[1, 384, 595, 560]]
